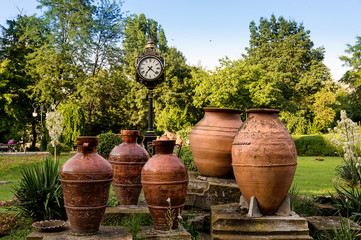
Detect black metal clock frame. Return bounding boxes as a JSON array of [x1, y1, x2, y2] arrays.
[[135, 40, 165, 150]]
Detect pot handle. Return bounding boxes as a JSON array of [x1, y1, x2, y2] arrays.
[[176, 144, 182, 158], [139, 135, 145, 146], [147, 143, 155, 156], [114, 134, 122, 145]]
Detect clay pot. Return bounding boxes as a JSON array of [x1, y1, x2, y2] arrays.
[[142, 140, 188, 230], [60, 137, 113, 235], [189, 107, 243, 177], [108, 130, 149, 205], [232, 109, 297, 214]]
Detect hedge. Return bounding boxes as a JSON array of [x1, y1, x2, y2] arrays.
[[292, 134, 338, 157]]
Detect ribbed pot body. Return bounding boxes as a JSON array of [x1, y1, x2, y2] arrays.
[[108, 130, 149, 205], [142, 140, 188, 230], [232, 109, 297, 214], [60, 137, 113, 235], [189, 107, 243, 177]]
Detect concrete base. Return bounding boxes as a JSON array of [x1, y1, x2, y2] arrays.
[[102, 201, 150, 224], [26, 225, 132, 240], [306, 216, 361, 237], [186, 171, 240, 210], [211, 203, 312, 240], [138, 225, 192, 240]]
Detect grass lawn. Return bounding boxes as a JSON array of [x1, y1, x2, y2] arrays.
[[0, 153, 73, 201], [292, 156, 343, 196], [0, 154, 343, 201]]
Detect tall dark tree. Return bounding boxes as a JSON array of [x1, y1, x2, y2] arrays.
[[0, 15, 42, 143]]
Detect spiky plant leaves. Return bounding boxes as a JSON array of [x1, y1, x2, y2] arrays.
[[12, 157, 67, 221]]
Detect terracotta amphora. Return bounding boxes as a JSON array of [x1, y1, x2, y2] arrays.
[[108, 130, 149, 205], [60, 137, 113, 235], [189, 107, 243, 177], [142, 140, 188, 230], [232, 109, 297, 214]]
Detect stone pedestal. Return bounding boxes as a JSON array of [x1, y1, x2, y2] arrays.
[[211, 203, 312, 240], [138, 225, 191, 240], [26, 225, 132, 240], [306, 216, 361, 237], [186, 172, 240, 210], [102, 201, 150, 224]]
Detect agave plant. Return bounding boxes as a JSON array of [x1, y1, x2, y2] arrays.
[[12, 157, 67, 221]]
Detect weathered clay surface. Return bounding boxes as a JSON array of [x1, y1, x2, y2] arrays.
[[232, 109, 297, 215], [186, 171, 240, 210], [60, 137, 113, 235], [190, 107, 242, 178], [142, 140, 188, 230], [211, 203, 312, 240], [108, 130, 149, 205]]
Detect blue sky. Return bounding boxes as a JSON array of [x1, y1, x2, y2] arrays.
[[1, 0, 360, 80]]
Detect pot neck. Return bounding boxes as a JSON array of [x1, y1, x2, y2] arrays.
[[76, 137, 98, 155], [121, 130, 139, 144], [153, 140, 176, 154]]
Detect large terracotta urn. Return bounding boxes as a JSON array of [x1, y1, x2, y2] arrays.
[[142, 140, 188, 230], [60, 137, 113, 235], [232, 109, 297, 214], [189, 107, 243, 177], [108, 130, 149, 205]]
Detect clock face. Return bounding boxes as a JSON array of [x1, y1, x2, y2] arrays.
[[138, 57, 163, 80]]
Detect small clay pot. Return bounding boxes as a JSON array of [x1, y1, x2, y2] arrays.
[[142, 140, 188, 230], [232, 109, 297, 214], [189, 107, 243, 177], [108, 130, 149, 205], [60, 137, 113, 235]]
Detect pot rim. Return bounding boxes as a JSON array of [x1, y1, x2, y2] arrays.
[[203, 107, 242, 114], [246, 108, 280, 114], [120, 130, 140, 135]]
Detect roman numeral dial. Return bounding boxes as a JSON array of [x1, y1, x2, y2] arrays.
[[138, 57, 163, 80]]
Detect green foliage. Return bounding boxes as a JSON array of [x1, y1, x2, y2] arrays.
[[0, 216, 32, 240], [60, 103, 85, 147], [332, 186, 361, 223], [12, 157, 66, 221], [97, 131, 121, 159], [288, 186, 322, 217], [179, 145, 197, 172], [335, 158, 361, 187], [47, 142, 71, 157], [292, 134, 337, 156]]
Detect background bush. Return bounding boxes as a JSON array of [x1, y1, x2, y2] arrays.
[[97, 132, 122, 159], [292, 134, 337, 156]]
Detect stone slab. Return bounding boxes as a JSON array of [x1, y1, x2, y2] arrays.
[[211, 203, 312, 240], [306, 216, 361, 236], [138, 225, 191, 240], [26, 225, 132, 240], [102, 201, 150, 224], [186, 171, 240, 210]]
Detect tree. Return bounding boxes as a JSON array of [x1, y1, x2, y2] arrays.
[[340, 36, 361, 121], [0, 16, 40, 143], [244, 15, 333, 133]]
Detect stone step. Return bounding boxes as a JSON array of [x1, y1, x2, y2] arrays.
[[211, 203, 312, 240], [212, 234, 313, 240], [186, 171, 240, 210]]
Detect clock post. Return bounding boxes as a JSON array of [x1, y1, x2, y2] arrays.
[[135, 40, 165, 150]]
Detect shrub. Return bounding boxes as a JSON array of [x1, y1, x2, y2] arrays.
[[12, 157, 67, 221], [97, 131, 122, 159], [179, 145, 197, 171], [47, 142, 71, 156], [0, 212, 21, 237], [288, 185, 322, 217], [292, 134, 337, 156]]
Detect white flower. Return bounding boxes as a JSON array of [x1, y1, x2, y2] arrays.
[[166, 198, 171, 203], [177, 214, 183, 220], [46, 109, 63, 147], [356, 163, 360, 169]]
